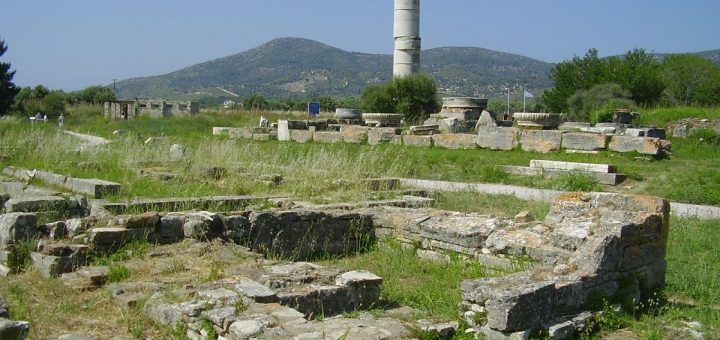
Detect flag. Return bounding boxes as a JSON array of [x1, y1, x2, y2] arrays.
[[524, 90, 534, 98]]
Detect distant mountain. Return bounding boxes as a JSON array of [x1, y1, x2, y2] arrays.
[[116, 37, 554, 100], [116, 38, 720, 101]]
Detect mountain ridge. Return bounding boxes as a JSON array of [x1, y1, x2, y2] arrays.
[[116, 37, 720, 100]]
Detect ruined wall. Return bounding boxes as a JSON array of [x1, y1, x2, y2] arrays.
[[137, 99, 199, 118]]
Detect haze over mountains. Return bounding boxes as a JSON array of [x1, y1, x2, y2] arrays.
[[116, 37, 720, 100]]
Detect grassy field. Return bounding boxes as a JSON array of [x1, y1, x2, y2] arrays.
[[0, 106, 719, 338], [2, 105, 720, 206]]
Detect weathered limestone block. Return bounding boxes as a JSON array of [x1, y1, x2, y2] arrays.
[[247, 210, 374, 260], [367, 128, 400, 145], [3, 196, 77, 213], [608, 136, 662, 155], [529, 160, 614, 173], [61, 265, 109, 290], [182, 211, 225, 241], [64, 177, 121, 199], [0, 319, 30, 340], [289, 130, 313, 143], [252, 133, 277, 141], [340, 126, 369, 144], [402, 135, 432, 147], [312, 131, 343, 143], [277, 120, 291, 142], [336, 270, 383, 309], [228, 128, 253, 139], [34, 170, 67, 187], [561, 132, 609, 151], [31, 252, 76, 278], [223, 214, 251, 243], [0, 213, 37, 246], [234, 278, 278, 303], [477, 127, 519, 150], [520, 130, 564, 153], [212, 127, 231, 136], [126, 211, 161, 229], [432, 134, 477, 149]]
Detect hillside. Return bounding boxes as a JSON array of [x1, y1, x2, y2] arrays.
[[116, 37, 554, 100], [116, 38, 720, 101]]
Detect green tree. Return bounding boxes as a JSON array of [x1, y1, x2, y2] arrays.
[[43, 90, 66, 114], [243, 95, 268, 111], [360, 74, 439, 124], [31, 85, 49, 100], [567, 83, 634, 122], [0, 38, 19, 116], [78, 85, 115, 104], [661, 54, 720, 106], [606, 49, 665, 107], [544, 49, 607, 112]]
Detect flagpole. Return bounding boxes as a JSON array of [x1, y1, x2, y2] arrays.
[[523, 86, 526, 112]]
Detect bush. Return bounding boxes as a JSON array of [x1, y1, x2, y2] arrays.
[[360, 74, 439, 125], [567, 83, 634, 122]]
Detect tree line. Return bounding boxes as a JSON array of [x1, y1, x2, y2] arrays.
[[543, 48, 720, 121]]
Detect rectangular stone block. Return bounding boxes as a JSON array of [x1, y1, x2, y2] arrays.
[[340, 126, 369, 144], [312, 131, 343, 143], [608, 136, 662, 155], [277, 120, 290, 142], [561, 132, 609, 151], [252, 133, 277, 141], [4, 196, 76, 213], [520, 130, 564, 153], [290, 130, 313, 143], [34, 170, 67, 187], [212, 127, 231, 136], [228, 128, 253, 139], [432, 134, 477, 149], [402, 135, 432, 147], [367, 128, 400, 145], [529, 160, 614, 173], [0, 213, 38, 246], [477, 127, 519, 150], [65, 177, 121, 199]]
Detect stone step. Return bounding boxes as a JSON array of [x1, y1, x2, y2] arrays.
[[529, 160, 615, 173], [503, 166, 625, 185]]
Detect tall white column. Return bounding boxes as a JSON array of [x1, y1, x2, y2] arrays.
[[393, 0, 421, 78]]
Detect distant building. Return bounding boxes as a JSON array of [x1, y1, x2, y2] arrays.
[[103, 99, 199, 120]]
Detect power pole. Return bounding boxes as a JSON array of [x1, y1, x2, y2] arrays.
[[112, 79, 118, 99]]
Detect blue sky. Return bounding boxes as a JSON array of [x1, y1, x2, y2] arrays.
[[2, 0, 719, 91]]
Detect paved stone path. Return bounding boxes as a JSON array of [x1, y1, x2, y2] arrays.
[[400, 178, 720, 220]]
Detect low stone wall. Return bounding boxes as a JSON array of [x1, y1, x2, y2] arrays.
[[3, 167, 121, 199], [214, 126, 668, 156]]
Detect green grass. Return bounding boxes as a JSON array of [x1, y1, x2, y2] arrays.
[[637, 107, 720, 128], [324, 239, 509, 320], [433, 191, 550, 219]]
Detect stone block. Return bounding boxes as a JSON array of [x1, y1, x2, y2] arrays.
[[212, 127, 231, 136], [520, 130, 564, 153], [252, 133, 277, 141], [4, 196, 76, 213], [64, 177, 121, 199], [367, 128, 400, 145], [126, 212, 161, 229], [0, 319, 30, 340], [529, 160, 614, 173], [477, 127, 519, 151], [234, 278, 278, 303], [228, 128, 253, 139], [290, 130, 313, 143], [341, 126, 369, 144], [31, 252, 75, 278], [277, 120, 291, 142], [88, 227, 129, 247], [559, 122, 592, 131], [61, 265, 109, 290], [402, 135, 432, 147], [34, 170, 67, 187], [169, 144, 185, 160], [608, 136, 662, 155], [432, 133, 477, 149], [312, 131, 343, 143], [182, 211, 224, 241], [581, 126, 616, 134], [0, 213, 37, 246], [561, 132, 609, 151]]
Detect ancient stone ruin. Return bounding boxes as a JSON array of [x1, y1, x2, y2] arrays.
[[0, 161, 671, 339]]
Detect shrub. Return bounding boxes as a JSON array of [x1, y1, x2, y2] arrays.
[[361, 74, 439, 125]]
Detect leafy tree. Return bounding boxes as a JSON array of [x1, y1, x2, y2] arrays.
[[78, 85, 115, 104], [31, 85, 49, 100], [360, 84, 395, 114], [606, 49, 665, 107], [315, 96, 336, 112], [243, 95, 268, 111], [661, 54, 720, 106], [360, 74, 439, 124], [0, 38, 19, 116], [567, 83, 634, 122], [544, 49, 606, 112], [43, 90, 66, 114]]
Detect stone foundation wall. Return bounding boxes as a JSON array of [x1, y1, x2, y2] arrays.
[[214, 126, 668, 155]]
